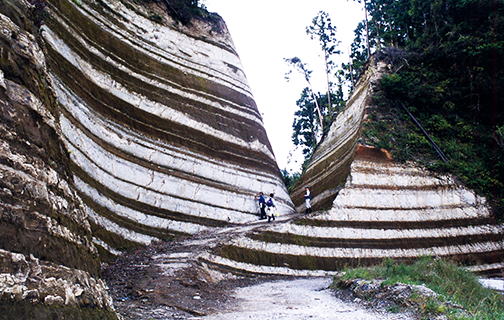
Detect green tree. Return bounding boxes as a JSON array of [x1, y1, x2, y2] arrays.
[[159, 0, 207, 24], [325, 77, 346, 127], [348, 0, 504, 219], [287, 13, 349, 167], [341, 20, 370, 88], [306, 11, 341, 116], [285, 57, 324, 135], [281, 169, 301, 192], [284, 57, 324, 135], [292, 87, 321, 160]]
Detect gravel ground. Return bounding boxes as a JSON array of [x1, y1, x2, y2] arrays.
[[105, 240, 413, 320], [104, 225, 503, 320], [197, 277, 413, 320]]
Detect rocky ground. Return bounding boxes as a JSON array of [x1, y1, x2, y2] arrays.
[[103, 240, 415, 320], [103, 224, 415, 320], [199, 277, 414, 320], [103, 234, 294, 319], [102, 217, 502, 320]]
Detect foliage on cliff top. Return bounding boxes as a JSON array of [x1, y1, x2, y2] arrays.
[[129, 0, 219, 26], [335, 256, 504, 319], [287, 12, 346, 175], [347, 0, 504, 219]]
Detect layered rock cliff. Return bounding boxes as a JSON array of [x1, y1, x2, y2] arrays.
[[40, 0, 293, 255], [0, 0, 291, 317], [0, 1, 115, 317], [208, 59, 503, 276], [1, 0, 502, 317], [290, 60, 380, 212]]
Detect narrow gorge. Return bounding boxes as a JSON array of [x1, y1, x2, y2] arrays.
[[0, 0, 502, 318]]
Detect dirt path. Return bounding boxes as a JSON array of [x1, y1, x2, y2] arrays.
[[198, 277, 413, 320], [105, 241, 412, 320], [103, 219, 413, 320]]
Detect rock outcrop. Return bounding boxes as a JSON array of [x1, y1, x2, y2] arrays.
[[289, 60, 382, 212], [1, 0, 502, 317], [214, 156, 502, 274], [207, 59, 503, 276], [0, 1, 116, 317], [1, 0, 292, 317], [40, 0, 293, 255]]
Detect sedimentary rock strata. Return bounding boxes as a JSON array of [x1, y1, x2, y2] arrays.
[[0, 3, 116, 316], [0, 250, 115, 319], [211, 157, 503, 275], [41, 0, 293, 254], [208, 59, 503, 275], [290, 60, 386, 212], [1, 2, 502, 318]]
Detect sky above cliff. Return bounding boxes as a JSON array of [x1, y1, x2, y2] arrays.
[[204, 0, 363, 172]]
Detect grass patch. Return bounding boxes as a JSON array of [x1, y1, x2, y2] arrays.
[[335, 256, 504, 319]]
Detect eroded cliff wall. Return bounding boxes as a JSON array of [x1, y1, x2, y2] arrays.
[[210, 59, 503, 276], [40, 0, 293, 255], [290, 59, 381, 211], [1, 0, 293, 316], [0, 1, 115, 317]]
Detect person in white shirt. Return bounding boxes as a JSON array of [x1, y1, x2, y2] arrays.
[[304, 186, 312, 214]]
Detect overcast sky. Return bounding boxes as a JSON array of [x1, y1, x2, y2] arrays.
[[204, 1, 364, 172]]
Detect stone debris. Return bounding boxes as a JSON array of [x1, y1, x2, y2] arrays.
[[334, 278, 469, 319], [0, 250, 114, 311]]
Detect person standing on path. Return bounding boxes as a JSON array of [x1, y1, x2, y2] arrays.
[[266, 193, 277, 222], [304, 186, 312, 214], [256, 192, 267, 220]]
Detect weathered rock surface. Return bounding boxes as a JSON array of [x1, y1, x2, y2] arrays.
[[41, 0, 293, 256], [210, 149, 502, 276], [0, 249, 115, 319], [209, 59, 503, 276], [1, 0, 502, 318], [0, 1, 116, 317], [290, 59, 385, 212], [1, 0, 292, 317], [334, 278, 467, 319]]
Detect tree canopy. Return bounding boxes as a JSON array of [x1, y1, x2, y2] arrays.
[[347, 0, 504, 219], [287, 12, 345, 169]]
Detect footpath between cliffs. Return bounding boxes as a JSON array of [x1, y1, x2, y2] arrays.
[[103, 221, 414, 320]]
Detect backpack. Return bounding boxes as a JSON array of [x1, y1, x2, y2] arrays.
[[266, 198, 274, 207]]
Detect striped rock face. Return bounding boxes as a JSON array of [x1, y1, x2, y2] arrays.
[[290, 60, 388, 212], [208, 59, 503, 275], [0, 2, 116, 317], [41, 0, 293, 254], [211, 156, 503, 275]]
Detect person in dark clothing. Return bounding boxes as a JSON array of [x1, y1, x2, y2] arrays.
[[266, 193, 277, 222], [256, 192, 267, 220]]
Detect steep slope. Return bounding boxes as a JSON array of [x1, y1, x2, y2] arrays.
[[1, 0, 293, 317], [1, 0, 501, 317], [205, 58, 503, 275], [212, 155, 502, 275], [289, 59, 382, 212], [0, 2, 115, 317], [41, 0, 293, 256]]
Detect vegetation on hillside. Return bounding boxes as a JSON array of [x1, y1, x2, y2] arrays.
[[340, 0, 504, 219], [285, 0, 503, 217], [334, 256, 504, 319], [31, 0, 216, 26], [122, 0, 217, 25]]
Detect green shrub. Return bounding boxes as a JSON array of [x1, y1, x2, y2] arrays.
[[337, 256, 504, 319]]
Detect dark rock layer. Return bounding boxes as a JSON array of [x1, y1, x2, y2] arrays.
[[0, 1, 116, 317], [41, 0, 293, 254]]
